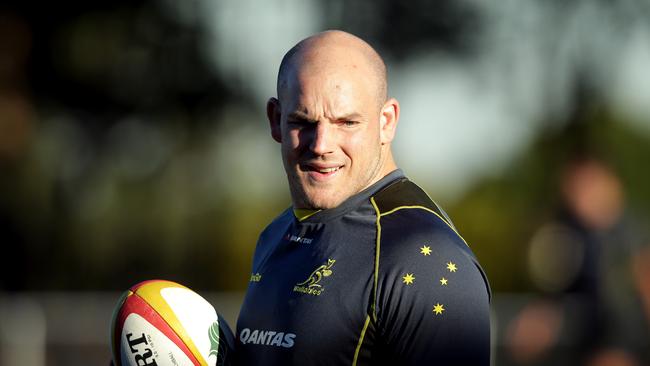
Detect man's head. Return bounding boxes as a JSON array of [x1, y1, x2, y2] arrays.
[[268, 30, 400, 209]]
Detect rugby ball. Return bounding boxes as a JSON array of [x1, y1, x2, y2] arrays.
[[110, 280, 233, 366]]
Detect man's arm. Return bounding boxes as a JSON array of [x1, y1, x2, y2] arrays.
[[374, 208, 491, 365]]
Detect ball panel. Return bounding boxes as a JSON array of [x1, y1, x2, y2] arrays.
[[115, 290, 201, 366], [161, 287, 218, 365], [121, 313, 195, 366], [131, 280, 208, 365], [110, 290, 132, 366], [130, 279, 187, 293]]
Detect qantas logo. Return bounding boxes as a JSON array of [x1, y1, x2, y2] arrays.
[[239, 328, 295, 348]]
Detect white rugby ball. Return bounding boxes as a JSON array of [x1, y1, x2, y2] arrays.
[[110, 279, 233, 366]]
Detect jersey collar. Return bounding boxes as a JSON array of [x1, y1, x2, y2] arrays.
[[293, 169, 405, 223]]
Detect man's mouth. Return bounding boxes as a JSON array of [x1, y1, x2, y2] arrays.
[[303, 164, 343, 179], [313, 166, 340, 173]]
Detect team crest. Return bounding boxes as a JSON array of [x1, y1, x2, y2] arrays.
[[293, 259, 336, 296]]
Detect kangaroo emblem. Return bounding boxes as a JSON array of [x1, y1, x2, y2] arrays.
[[297, 259, 336, 288]]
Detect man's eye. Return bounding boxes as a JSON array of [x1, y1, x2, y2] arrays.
[[288, 119, 309, 126], [341, 120, 358, 127]]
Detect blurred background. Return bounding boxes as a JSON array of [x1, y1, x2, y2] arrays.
[[1, 0, 649, 365]]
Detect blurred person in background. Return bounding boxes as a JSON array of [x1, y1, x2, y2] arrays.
[[506, 155, 650, 366]]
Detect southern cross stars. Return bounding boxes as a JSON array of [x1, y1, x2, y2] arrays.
[[420, 245, 432, 256], [446, 261, 457, 272], [406, 246, 454, 317], [402, 273, 415, 285]]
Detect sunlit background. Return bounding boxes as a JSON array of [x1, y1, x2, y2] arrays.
[[1, 0, 649, 365]]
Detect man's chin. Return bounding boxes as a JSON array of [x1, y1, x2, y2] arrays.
[[302, 192, 345, 210]]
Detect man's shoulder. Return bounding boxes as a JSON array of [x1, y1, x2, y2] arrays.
[[250, 208, 294, 267], [372, 177, 458, 235], [372, 177, 455, 230], [371, 178, 490, 301], [259, 207, 294, 241], [372, 178, 478, 271]]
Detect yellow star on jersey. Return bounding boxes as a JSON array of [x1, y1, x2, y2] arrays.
[[420, 245, 432, 256], [440, 277, 448, 286], [402, 273, 415, 285], [433, 303, 445, 315], [446, 261, 457, 272]]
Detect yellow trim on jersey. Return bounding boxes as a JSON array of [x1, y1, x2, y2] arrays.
[[293, 208, 321, 221], [135, 281, 207, 365], [379, 205, 469, 247], [411, 180, 453, 223], [370, 197, 382, 322], [352, 314, 371, 366]]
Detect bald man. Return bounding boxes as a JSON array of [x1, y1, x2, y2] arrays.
[[235, 31, 491, 365]]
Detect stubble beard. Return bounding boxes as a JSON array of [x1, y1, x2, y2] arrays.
[[286, 148, 385, 210]]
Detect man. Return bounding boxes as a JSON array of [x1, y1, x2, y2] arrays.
[[236, 30, 491, 365], [506, 156, 650, 366]]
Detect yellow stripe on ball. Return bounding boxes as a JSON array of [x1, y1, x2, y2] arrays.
[[134, 280, 208, 366]]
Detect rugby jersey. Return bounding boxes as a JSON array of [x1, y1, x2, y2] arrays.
[[235, 170, 490, 365]]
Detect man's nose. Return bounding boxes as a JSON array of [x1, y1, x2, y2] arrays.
[[309, 122, 334, 155]]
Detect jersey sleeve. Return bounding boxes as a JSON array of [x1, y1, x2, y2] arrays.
[[373, 207, 491, 365]]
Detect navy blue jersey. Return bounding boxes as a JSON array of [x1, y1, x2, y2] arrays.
[[236, 170, 491, 365]]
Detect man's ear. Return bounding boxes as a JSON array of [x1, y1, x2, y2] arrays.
[[267, 97, 282, 143], [379, 98, 399, 144]]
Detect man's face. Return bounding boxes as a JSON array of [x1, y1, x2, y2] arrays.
[[274, 66, 386, 209]]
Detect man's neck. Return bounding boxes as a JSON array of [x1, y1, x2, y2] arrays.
[[293, 208, 321, 221]]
